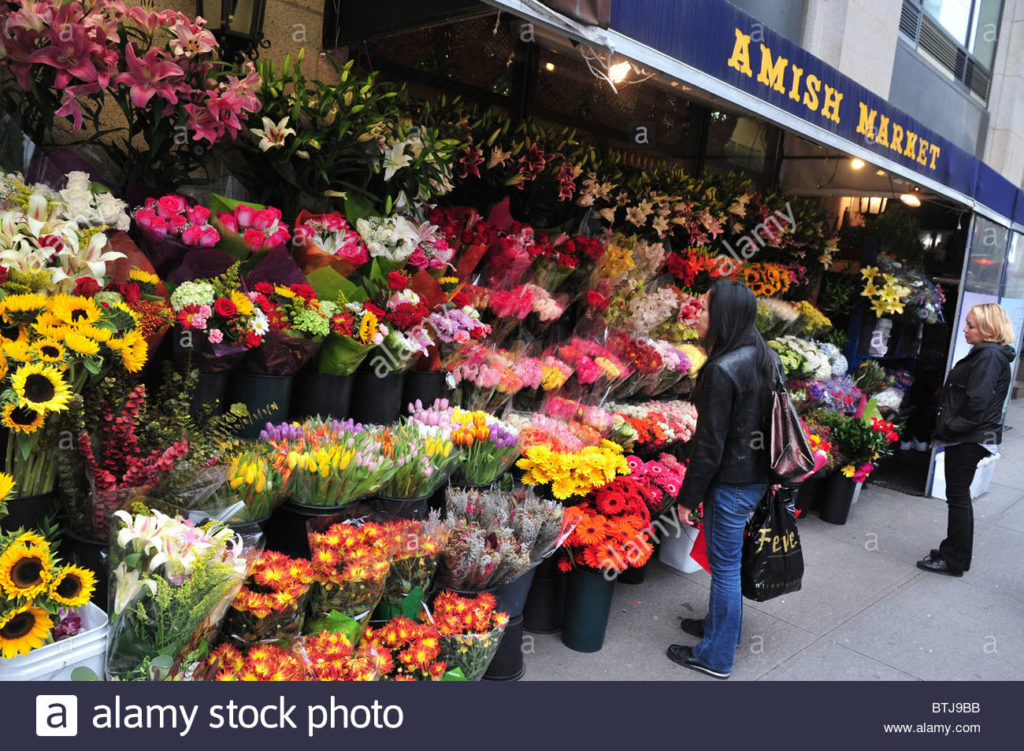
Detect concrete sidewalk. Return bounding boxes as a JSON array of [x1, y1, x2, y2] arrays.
[[523, 402, 1024, 681]]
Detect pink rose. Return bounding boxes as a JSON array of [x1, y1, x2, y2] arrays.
[[268, 228, 290, 246], [168, 214, 188, 232], [187, 205, 210, 225], [243, 228, 265, 249], [135, 209, 167, 236], [208, 328, 224, 343], [407, 248, 429, 270], [181, 224, 203, 246], [251, 209, 276, 230], [234, 204, 256, 228], [199, 226, 220, 247], [158, 194, 188, 218], [217, 213, 237, 233]]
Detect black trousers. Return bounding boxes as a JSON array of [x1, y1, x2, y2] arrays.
[[939, 442, 990, 572]]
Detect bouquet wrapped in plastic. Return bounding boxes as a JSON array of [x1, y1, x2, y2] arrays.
[[376, 517, 449, 619], [283, 425, 402, 506], [449, 410, 521, 485], [379, 422, 459, 499], [306, 522, 394, 635], [428, 591, 508, 681], [223, 551, 313, 646], [106, 509, 247, 681]]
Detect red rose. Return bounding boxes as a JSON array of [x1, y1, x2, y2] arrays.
[[214, 297, 238, 317], [364, 302, 386, 319], [243, 332, 262, 348], [290, 283, 316, 301], [254, 282, 274, 296], [451, 292, 470, 308], [387, 272, 409, 291], [121, 282, 141, 303], [74, 277, 100, 297], [587, 290, 610, 311]]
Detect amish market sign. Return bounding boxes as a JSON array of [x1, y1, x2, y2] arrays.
[[726, 29, 941, 171]]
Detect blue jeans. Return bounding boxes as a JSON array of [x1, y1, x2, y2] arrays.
[[692, 482, 768, 673]]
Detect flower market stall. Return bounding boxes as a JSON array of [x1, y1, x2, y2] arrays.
[[2, 0, 968, 681]]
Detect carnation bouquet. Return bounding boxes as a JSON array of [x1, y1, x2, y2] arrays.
[[223, 551, 313, 646], [106, 509, 247, 681], [426, 591, 508, 681], [306, 522, 394, 636]]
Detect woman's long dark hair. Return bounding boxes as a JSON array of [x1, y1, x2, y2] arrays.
[[697, 279, 778, 412]]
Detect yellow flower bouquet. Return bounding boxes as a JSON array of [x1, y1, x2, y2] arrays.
[[516, 440, 631, 503]]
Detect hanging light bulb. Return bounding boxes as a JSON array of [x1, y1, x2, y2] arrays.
[[900, 193, 922, 207], [850, 158, 865, 170]]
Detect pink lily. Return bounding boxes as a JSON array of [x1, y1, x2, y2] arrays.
[[27, 25, 101, 89], [113, 44, 184, 109]]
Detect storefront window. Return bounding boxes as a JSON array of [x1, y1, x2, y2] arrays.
[[968, 0, 1003, 68], [963, 215, 1008, 295], [923, 0, 972, 44], [999, 231, 1024, 347], [704, 112, 768, 174]]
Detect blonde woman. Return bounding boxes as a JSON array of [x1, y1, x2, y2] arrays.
[[921, 303, 1016, 577]]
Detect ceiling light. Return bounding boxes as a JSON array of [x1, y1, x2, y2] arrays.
[[900, 193, 922, 207], [850, 158, 865, 170], [545, 62, 556, 71], [608, 61, 632, 84], [670, 81, 678, 87], [876, 169, 886, 176]]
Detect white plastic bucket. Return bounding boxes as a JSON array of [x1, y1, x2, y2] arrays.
[[930, 451, 999, 501], [0, 603, 107, 681], [658, 524, 702, 573]]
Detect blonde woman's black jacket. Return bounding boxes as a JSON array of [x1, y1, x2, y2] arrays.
[[677, 343, 770, 510], [933, 342, 1015, 445]]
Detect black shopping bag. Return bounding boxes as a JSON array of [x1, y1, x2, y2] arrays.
[[741, 486, 804, 601]]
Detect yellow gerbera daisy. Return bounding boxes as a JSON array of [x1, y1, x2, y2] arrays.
[[1, 404, 45, 434], [63, 331, 100, 356], [0, 540, 53, 600], [230, 291, 254, 316], [0, 605, 53, 659], [52, 294, 101, 327], [11, 362, 72, 413], [128, 268, 160, 286], [32, 339, 66, 364], [49, 565, 96, 608]]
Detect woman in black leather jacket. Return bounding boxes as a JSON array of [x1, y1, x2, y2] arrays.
[[667, 280, 778, 679], [918, 303, 1016, 577]]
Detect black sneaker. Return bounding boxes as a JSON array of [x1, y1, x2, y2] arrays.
[[680, 618, 705, 637], [666, 644, 731, 679]]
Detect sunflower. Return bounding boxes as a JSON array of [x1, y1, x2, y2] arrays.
[[78, 324, 112, 343], [108, 330, 148, 373], [52, 295, 101, 327], [32, 339, 66, 364], [357, 311, 379, 345], [230, 291, 254, 316], [0, 293, 48, 318], [63, 331, 100, 356], [11, 362, 72, 413], [0, 351, 7, 380], [273, 285, 296, 299], [0, 472, 14, 501], [108, 301, 141, 327], [0, 321, 29, 346], [128, 268, 160, 286], [2, 337, 34, 363], [0, 539, 53, 600], [1, 404, 45, 433], [0, 605, 53, 659], [48, 565, 96, 608]]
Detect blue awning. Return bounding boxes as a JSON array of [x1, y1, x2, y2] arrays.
[[482, 0, 1024, 228]]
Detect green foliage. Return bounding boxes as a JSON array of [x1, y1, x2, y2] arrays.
[[853, 361, 895, 397]]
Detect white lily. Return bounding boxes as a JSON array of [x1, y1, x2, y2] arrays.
[[112, 562, 158, 616], [249, 116, 295, 151], [382, 141, 412, 181]]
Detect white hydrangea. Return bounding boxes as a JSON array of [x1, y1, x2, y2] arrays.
[[170, 280, 216, 310], [816, 341, 849, 377], [778, 336, 831, 381]]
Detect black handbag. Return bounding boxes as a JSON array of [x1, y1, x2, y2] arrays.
[[741, 486, 804, 602], [769, 374, 816, 483]]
